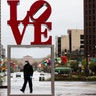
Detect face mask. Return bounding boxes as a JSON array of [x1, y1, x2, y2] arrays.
[[25, 62, 28, 64]]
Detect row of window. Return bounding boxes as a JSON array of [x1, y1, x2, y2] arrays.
[[84, 34, 96, 38], [85, 28, 96, 33], [85, 21, 96, 26], [58, 37, 61, 54], [86, 0, 95, 2], [85, 3, 95, 9], [85, 9, 96, 15], [87, 41, 95, 45], [86, 47, 96, 51], [85, 0, 96, 4], [85, 15, 96, 20], [80, 34, 96, 44], [81, 40, 96, 45]]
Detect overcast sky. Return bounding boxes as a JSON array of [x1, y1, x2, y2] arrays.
[[1, 0, 83, 58]]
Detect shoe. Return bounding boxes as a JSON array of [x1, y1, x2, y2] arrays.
[[30, 88, 33, 93], [30, 90, 33, 93], [20, 89, 24, 93], [30, 91, 33, 93]]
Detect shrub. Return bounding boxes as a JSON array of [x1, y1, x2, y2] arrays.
[[0, 75, 3, 86], [55, 74, 96, 81], [86, 76, 96, 81]]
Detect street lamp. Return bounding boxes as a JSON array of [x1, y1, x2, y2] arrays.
[[78, 62, 82, 73]]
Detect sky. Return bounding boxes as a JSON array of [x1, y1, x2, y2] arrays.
[[1, 0, 83, 58]]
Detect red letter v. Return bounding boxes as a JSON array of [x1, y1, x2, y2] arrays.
[[7, 0, 27, 44]]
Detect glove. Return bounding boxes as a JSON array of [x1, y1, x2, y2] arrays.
[[30, 76, 32, 79]]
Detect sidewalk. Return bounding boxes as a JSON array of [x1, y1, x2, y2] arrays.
[[0, 88, 7, 96], [1, 80, 96, 96], [1, 88, 96, 96]]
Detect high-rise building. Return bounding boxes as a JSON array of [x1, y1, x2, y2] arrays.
[[84, 0, 96, 57]]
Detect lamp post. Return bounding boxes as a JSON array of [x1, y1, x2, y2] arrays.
[[78, 62, 82, 73]]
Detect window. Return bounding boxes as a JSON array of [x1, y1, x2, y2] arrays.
[[93, 16, 95, 20], [89, 4, 91, 8], [89, 22, 91, 26], [93, 22, 95, 26], [89, 16, 91, 20], [89, 10, 91, 14], [93, 40, 95, 44], [89, 40, 91, 45], [89, 0, 91, 2], [93, 9, 95, 14], [93, 28, 96, 32], [93, 4, 95, 8], [80, 35, 84, 39], [80, 41, 84, 44], [86, 10, 88, 15]]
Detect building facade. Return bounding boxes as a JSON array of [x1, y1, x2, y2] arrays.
[[55, 29, 84, 56], [84, 0, 96, 57], [68, 29, 84, 53], [61, 35, 69, 53], [55, 36, 61, 56]]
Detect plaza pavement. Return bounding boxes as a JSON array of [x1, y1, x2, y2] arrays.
[[0, 72, 96, 96], [1, 81, 96, 96]]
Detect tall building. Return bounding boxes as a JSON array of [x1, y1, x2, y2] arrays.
[[84, 0, 96, 57], [55, 29, 84, 56], [55, 35, 69, 56]]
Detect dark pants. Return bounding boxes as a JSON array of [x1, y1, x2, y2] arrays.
[[21, 77, 33, 92]]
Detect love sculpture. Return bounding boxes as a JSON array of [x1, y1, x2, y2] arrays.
[[7, 0, 52, 45]]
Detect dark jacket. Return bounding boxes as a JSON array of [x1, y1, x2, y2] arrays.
[[23, 62, 33, 78]]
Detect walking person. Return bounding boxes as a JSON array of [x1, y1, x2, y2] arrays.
[[20, 61, 33, 93]]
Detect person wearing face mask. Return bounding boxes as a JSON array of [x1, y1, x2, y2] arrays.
[[20, 61, 33, 93]]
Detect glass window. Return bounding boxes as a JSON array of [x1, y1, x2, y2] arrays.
[[93, 22, 95, 26], [89, 4, 91, 8], [93, 9, 95, 14], [89, 10, 91, 14], [93, 28, 95, 32], [93, 4, 95, 8], [93, 16, 95, 20], [89, 22, 91, 26], [89, 16, 91, 20], [80, 35, 84, 39], [80, 41, 84, 44]]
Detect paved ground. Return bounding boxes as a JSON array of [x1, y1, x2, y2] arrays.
[[1, 81, 96, 96], [0, 72, 96, 96]]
